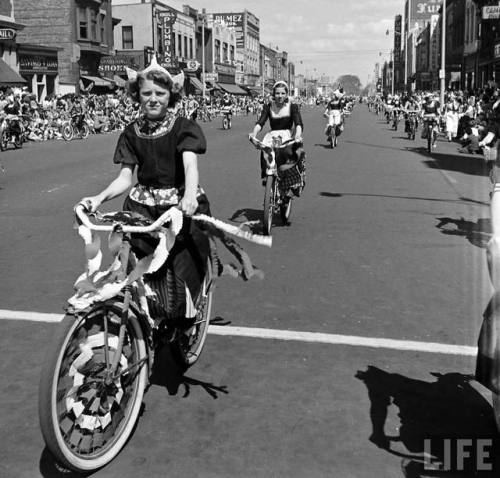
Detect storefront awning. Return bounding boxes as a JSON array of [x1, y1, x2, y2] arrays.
[[189, 76, 207, 92], [81, 75, 114, 87], [113, 75, 126, 88], [0, 59, 26, 85], [216, 82, 248, 95]]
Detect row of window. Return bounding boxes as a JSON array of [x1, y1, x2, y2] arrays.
[[214, 40, 235, 64], [77, 6, 107, 45]]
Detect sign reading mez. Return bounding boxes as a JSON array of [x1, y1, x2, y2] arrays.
[[411, 0, 443, 21], [158, 9, 178, 69], [212, 13, 245, 48]]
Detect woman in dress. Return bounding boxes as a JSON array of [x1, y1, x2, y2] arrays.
[[444, 95, 460, 142], [80, 57, 210, 326], [248, 81, 305, 194]]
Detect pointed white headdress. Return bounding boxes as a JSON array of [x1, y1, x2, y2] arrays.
[[125, 55, 185, 92]]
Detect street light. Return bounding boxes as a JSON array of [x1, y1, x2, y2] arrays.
[[440, 0, 446, 105]]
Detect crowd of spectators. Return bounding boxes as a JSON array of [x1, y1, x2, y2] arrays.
[[0, 86, 275, 145]]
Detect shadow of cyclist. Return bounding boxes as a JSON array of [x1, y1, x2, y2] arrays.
[[436, 217, 492, 249], [149, 340, 228, 400], [356, 366, 498, 476]]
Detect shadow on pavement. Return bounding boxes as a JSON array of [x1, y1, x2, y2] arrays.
[[313, 143, 335, 149], [343, 140, 404, 152], [404, 145, 489, 177], [436, 217, 491, 249], [39, 447, 91, 477], [149, 342, 228, 400], [320, 191, 487, 206], [229, 207, 291, 233], [356, 366, 499, 477]]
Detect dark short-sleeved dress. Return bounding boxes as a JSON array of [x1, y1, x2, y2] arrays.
[[113, 111, 210, 303]]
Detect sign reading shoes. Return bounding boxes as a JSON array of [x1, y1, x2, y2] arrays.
[[0, 28, 15, 40]]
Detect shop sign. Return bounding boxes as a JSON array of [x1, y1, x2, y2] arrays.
[[19, 55, 58, 73], [98, 54, 142, 74], [0, 28, 15, 40], [410, 0, 443, 22], [483, 6, 500, 19], [185, 60, 200, 72], [215, 63, 235, 75], [202, 72, 218, 82], [495, 43, 500, 59], [158, 8, 178, 69]]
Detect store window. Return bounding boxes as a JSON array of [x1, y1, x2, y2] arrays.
[[122, 26, 133, 49], [78, 7, 88, 40]]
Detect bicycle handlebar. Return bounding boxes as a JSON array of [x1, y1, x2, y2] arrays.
[[249, 136, 302, 151], [74, 203, 173, 233]]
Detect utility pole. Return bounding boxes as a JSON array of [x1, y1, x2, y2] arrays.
[[439, 0, 446, 105], [391, 49, 395, 95], [405, 0, 411, 93], [201, 8, 206, 99]]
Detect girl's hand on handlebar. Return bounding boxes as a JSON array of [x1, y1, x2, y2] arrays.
[[79, 195, 103, 213], [179, 194, 198, 216]]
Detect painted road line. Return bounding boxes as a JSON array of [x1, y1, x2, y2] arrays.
[[0, 309, 65, 323], [0, 309, 477, 356]]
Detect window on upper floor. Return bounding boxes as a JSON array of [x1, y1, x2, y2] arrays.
[[100, 13, 106, 45], [78, 7, 88, 40], [189, 37, 194, 59], [157, 26, 163, 54], [184, 36, 188, 59], [122, 26, 133, 49], [90, 10, 97, 41]]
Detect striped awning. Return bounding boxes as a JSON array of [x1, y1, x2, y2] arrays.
[[81, 75, 114, 87]]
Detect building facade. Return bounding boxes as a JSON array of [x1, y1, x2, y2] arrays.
[[211, 10, 260, 87], [0, 1, 28, 91], [16, 0, 116, 95]]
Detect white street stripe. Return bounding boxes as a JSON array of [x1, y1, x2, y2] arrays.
[[0, 309, 477, 356], [0, 309, 65, 323]]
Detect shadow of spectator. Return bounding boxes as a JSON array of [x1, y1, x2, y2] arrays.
[[436, 217, 492, 248], [356, 366, 499, 476]]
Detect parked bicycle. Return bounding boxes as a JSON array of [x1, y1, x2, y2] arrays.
[[62, 114, 90, 141], [0, 115, 23, 151]]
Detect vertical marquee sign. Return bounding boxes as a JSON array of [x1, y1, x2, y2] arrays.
[[394, 15, 402, 64], [158, 8, 177, 70]]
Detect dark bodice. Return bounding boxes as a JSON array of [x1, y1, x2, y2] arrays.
[[256, 101, 303, 131], [113, 114, 206, 188]]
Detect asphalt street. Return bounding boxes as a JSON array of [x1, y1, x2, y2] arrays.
[[0, 105, 498, 477]]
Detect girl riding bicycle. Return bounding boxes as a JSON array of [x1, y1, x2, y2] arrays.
[[81, 57, 210, 329], [249, 81, 305, 195]]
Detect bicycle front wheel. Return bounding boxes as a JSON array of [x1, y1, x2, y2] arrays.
[[38, 300, 148, 473], [62, 124, 73, 141], [263, 175, 275, 236]]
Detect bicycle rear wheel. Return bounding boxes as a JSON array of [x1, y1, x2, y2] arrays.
[[38, 300, 148, 473], [62, 124, 73, 141], [172, 260, 214, 367]]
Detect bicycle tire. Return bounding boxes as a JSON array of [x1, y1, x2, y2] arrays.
[[80, 123, 90, 139], [171, 260, 214, 367], [222, 118, 228, 130], [427, 126, 432, 154], [14, 134, 22, 149], [0, 130, 8, 151], [38, 301, 148, 473], [62, 124, 74, 141], [263, 175, 275, 236]]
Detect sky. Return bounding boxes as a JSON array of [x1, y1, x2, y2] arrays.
[[165, 0, 404, 86]]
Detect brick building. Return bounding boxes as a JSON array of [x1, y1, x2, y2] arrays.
[[15, 0, 118, 95]]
